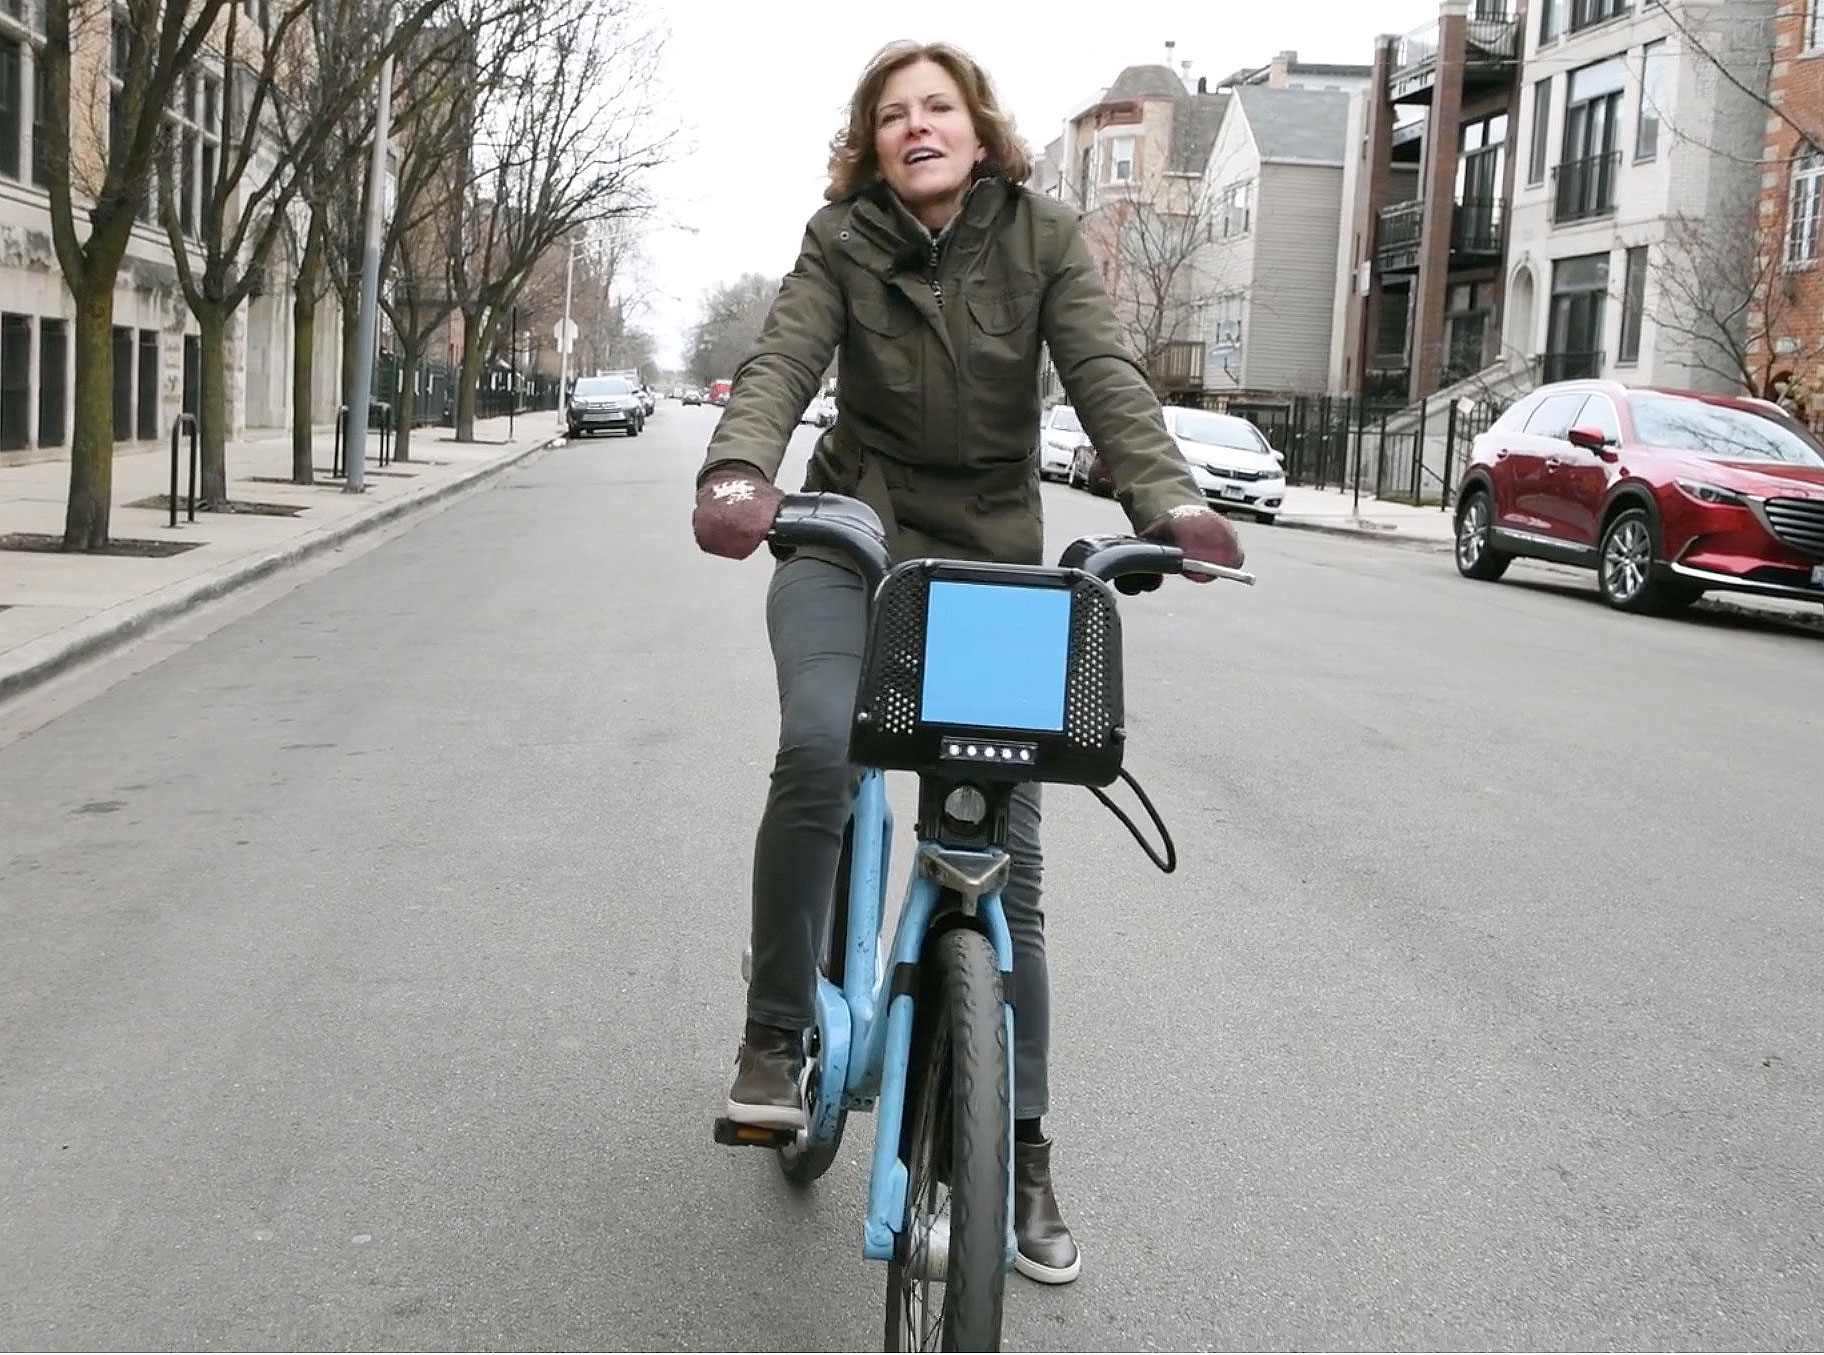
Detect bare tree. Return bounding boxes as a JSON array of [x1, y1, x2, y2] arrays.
[[41, 0, 231, 548], [1085, 183, 1218, 396], [448, 0, 671, 439], [153, 0, 448, 506], [686, 273, 776, 387], [1651, 210, 1824, 396]]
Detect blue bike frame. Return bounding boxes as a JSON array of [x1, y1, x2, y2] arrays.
[[806, 767, 1019, 1264]]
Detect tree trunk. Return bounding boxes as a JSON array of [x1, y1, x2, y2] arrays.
[[196, 301, 231, 506], [291, 213, 323, 484], [339, 276, 362, 456], [63, 282, 118, 551], [394, 337, 419, 462], [454, 309, 484, 441]]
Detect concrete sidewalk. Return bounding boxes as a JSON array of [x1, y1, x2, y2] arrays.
[[0, 410, 565, 700], [1277, 481, 1824, 630]]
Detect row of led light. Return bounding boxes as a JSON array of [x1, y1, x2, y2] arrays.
[[945, 741, 1034, 764]]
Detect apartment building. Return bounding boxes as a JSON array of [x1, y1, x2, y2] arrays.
[[1196, 85, 1355, 395], [1337, 0, 1526, 403], [1505, 0, 1776, 391], [1746, 0, 1824, 407], [0, 0, 340, 464]]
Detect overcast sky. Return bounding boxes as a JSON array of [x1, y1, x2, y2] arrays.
[[634, 0, 1443, 369]]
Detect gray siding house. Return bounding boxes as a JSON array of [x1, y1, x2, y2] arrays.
[[1197, 85, 1352, 395]]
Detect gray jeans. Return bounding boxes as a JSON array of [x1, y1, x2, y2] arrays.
[[748, 554, 1051, 1119]]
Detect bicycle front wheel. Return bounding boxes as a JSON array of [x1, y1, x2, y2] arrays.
[[884, 926, 1009, 1352]]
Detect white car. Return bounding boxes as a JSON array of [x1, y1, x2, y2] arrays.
[[1037, 404, 1084, 480], [1161, 407, 1286, 524], [801, 392, 837, 427]]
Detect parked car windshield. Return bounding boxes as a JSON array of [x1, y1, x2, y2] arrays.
[[574, 377, 632, 397], [1167, 409, 1271, 453], [1628, 394, 1824, 466], [1050, 406, 1082, 433]]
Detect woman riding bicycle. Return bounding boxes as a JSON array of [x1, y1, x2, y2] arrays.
[[690, 38, 1244, 1285]]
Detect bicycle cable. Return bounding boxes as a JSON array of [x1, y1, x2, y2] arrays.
[[1088, 768, 1178, 874]]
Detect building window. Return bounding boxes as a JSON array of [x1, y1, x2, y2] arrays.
[[0, 312, 28, 452], [1546, 252, 1609, 380], [37, 317, 65, 446], [1618, 245, 1647, 363], [1375, 285, 1411, 367], [110, 325, 132, 439], [0, 35, 20, 180], [1211, 294, 1244, 349], [1528, 77, 1551, 185], [1539, 0, 1561, 43], [1106, 135, 1135, 183], [1787, 145, 1824, 265], [135, 328, 158, 440], [1218, 180, 1254, 237], [1445, 282, 1494, 382], [1457, 113, 1507, 249], [1555, 60, 1624, 222], [1805, 0, 1823, 51], [29, 51, 45, 184], [167, 70, 219, 239], [1569, 0, 1627, 32], [1636, 40, 1666, 162]]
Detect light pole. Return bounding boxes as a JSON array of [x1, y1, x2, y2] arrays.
[[559, 235, 575, 400], [345, 6, 395, 494]]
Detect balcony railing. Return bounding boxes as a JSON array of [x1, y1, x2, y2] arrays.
[[1550, 151, 1620, 224], [1451, 199, 1505, 255], [1377, 199, 1425, 271], [1150, 340, 1205, 389], [1542, 349, 1604, 382]]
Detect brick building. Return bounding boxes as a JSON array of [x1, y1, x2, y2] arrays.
[[1747, 0, 1824, 416]]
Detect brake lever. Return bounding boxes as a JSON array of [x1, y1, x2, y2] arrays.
[[1182, 559, 1256, 586]]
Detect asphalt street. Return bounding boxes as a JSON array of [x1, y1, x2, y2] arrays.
[[2, 404, 1820, 1351]]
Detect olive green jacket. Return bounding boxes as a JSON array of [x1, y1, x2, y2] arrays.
[[700, 176, 1204, 565]]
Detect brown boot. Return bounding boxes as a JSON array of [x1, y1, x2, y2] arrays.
[[1013, 1136, 1081, 1283]]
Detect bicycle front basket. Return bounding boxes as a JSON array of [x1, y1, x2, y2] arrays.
[[850, 560, 1125, 787]]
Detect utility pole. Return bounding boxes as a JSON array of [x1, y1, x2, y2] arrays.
[[559, 236, 574, 401], [345, 6, 395, 494]]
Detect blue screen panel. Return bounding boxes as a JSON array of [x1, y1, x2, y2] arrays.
[[919, 581, 1071, 733]]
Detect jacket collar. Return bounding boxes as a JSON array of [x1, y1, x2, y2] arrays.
[[847, 175, 1008, 276]]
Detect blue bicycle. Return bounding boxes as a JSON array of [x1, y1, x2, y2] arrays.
[[713, 492, 1253, 1351]]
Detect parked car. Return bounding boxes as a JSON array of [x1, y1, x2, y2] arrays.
[[801, 392, 837, 428], [566, 374, 645, 438], [1163, 407, 1286, 523], [1038, 405, 1084, 480], [1068, 440, 1114, 497], [682, 388, 703, 406], [1453, 380, 1824, 613]]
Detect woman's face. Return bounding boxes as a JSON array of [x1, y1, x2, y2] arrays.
[[873, 59, 985, 230]]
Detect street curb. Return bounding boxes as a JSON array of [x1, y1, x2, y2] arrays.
[[1275, 515, 1454, 552], [1275, 514, 1822, 633], [0, 432, 560, 704]]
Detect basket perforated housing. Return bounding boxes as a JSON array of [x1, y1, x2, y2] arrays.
[[850, 561, 1126, 786]]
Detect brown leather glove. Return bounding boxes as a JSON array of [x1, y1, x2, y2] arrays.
[[692, 462, 784, 560], [1141, 504, 1246, 581]]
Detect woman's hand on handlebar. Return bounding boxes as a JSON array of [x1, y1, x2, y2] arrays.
[[1141, 503, 1246, 581], [692, 462, 784, 560]]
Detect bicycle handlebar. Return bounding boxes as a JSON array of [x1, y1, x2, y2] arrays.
[[768, 493, 1257, 589]]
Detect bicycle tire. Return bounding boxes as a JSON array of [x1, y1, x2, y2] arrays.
[[779, 824, 855, 1186], [884, 926, 1009, 1352]]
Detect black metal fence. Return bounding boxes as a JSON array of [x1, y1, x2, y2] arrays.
[[1195, 389, 1510, 508], [366, 356, 562, 425]]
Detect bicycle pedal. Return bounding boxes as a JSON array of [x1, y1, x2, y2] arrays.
[[712, 1116, 798, 1150]]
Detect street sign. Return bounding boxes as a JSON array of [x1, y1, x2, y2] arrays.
[[555, 317, 579, 353]]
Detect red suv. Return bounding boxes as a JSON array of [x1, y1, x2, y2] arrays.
[[1454, 381, 1824, 613]]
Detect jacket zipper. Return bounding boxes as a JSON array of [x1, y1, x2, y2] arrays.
[[927, 238, 945, 310]]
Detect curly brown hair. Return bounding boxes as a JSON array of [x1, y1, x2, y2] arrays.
[[825, 40, 1033, 202]]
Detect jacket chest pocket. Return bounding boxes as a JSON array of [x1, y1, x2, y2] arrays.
[[964, 289, 1040, 381], [849, 292, 920, 391]]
